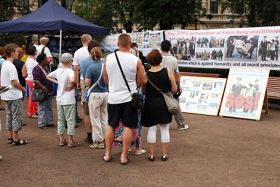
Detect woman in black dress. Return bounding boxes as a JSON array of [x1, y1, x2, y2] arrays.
[[142, 49, 177, 161]]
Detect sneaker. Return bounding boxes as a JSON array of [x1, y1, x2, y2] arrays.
[[97, 142, 105, 149], [177, 124, 189, 131], [89, 143, 99, 149]]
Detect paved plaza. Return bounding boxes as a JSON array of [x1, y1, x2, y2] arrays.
[[0, 100, 280, 187]]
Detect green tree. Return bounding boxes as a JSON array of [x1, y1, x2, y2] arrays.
[[132, 0, 205, 30], [220, 0, 280, 27], [0, 0, 30, 46]]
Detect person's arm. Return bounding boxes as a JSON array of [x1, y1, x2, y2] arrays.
[[46, 71, 58, 84], [45, 48, 53, 62], [11, 80, 26, 95], [103, 58, 109, 85], [22, 64, 27, 78], [136, 59, 145, 88], [85, 67, 92, 87], [167, 69, 177, 93]]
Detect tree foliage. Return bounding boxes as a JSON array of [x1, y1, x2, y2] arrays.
[[220, 0, 280, 27], [0, 0, 30, 46], [132, 0, 204, 30]]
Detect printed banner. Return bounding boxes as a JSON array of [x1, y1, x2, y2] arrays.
[[219, 68, 270, 120], [165, 27, 280, 70], [101, 31, 164, 56], [179, 76, 227, 116]]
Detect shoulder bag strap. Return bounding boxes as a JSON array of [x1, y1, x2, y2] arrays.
[[114, 51, 131, 93], [41, 47, 46, 55], [147, 76, 163, 94], [87, 63, 104, 93]]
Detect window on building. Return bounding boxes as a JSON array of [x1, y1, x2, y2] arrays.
[[210, 0, 219, 14]]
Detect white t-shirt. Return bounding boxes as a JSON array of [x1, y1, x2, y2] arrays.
[[48, 68, 75, 105], [25, 57, 38, 81], [161, 54, 179, 73], [73, 46, 89, 66], [36, 45, 52, 57], [106, 51, 138, 104], [0, 60, 23, 100]]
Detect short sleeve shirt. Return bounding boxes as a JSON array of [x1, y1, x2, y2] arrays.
[[73, 47, 89, 66], [36, 45, 52, 57], [0, 60, 23, 100], [48, 68, 75, 105], [85, 59, 108, 93], [161, 55, 179, 73], [32, 65, 53, 92]]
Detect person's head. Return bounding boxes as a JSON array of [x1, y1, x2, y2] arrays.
[[146, 49, 163, 66], [117, 34, 131, 49], [61, 53, 73, 67], [26, 46, 37, 56], [0, 46, 4, 57], [161, 40, 172, 52], [90, 47, 102, 60], [4, 43, 18, 59], [16, 47, 24, 59], [131, 42, 138, 49], [88, 40, 98, 53], [36, 53, 48, 65], [39, 36, 49, 46], [81, 34, 92, 45]]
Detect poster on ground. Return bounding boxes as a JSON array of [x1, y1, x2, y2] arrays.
[[179, 76, 227, 116], [165, 27, 280, 70], [219, 68, 270, 120]]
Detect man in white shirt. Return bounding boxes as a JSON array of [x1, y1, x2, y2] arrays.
[[161, 40, 189, 131], [103, 34, 145, 165], [36, 36, 53, 63], [73, 34, 93, 144], [0, 43, 28, 145]]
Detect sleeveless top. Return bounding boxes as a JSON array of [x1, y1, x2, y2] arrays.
[[106, 51, 138, 104]]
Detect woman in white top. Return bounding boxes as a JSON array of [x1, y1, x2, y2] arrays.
[[22, 46, 38, 118]]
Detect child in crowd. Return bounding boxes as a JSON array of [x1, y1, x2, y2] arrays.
[[46, 53, 79, 148]]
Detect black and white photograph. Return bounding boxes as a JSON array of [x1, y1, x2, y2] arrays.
[[196, 48, 224, 61], [258, 35, 280, 61], [225, 35, 259, 61], [170, 37, 196, 60]]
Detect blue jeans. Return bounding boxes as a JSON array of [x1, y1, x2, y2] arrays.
[[38, 95, 53, 127]]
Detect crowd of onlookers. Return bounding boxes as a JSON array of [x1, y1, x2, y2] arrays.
[[0, 34, 189, 164]]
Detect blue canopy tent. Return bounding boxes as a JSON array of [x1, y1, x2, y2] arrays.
[[0, 0, 109, 60]]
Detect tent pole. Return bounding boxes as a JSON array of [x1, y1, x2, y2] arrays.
[[59, 29, 62, 63]]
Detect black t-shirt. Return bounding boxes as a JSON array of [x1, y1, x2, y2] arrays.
[[13, 59, 26, 87]]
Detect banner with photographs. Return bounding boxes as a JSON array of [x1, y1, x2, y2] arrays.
[[219, 68, 270, 120], [165, 27, 280, 70], [179, 76, 227, 116]]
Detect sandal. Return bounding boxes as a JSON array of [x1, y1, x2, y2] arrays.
[[68, 141, 79, 148], [102, 155, 112, 162], [148, 155, 155, 161], [134, 149, 146, 155], [13, 139, 28, 146], [8, 138, 13, 144], [58, 140, 67, 146], [120, 157, 129, 165]]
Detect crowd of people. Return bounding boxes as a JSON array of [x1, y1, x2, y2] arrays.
[[0, 34, 189, 164]]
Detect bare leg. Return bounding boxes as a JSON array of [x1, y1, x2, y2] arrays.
[[162, 143, 169, 156], [121, 127, 132, 162], [12, 131, 19, 141], [8, 130, 12, 139], [104, 126, 115, 160], [148, 143, 156, 156], [85, 116, 91, 133]]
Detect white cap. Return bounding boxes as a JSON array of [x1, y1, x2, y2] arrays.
[[61, 53, 73, 63]]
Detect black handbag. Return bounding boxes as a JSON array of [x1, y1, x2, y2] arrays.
[[114, 51, 144, 109], [32, 88, 47, 102]]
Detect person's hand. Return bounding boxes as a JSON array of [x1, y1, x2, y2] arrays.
[[76, 82, 81, 90], [22, 87, 26, 96], [42, 86, 48, 95]]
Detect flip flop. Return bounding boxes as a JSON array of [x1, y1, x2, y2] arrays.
[[120, 157, 129, 165], [134, 149, 146, 155], [102, 155, 112, 162]]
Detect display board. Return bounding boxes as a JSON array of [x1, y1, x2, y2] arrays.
[[179, 76, 227, 116], [165, 27, 280, 70], [219, 68, 270, 120]]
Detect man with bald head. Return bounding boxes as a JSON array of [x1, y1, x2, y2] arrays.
[[36, 36, 53, 63]]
